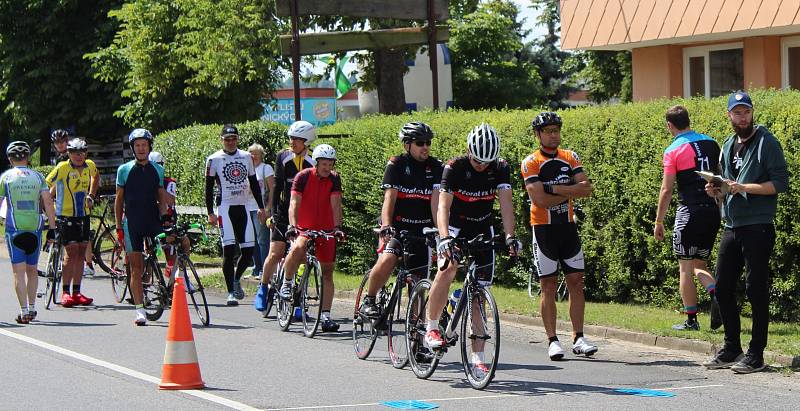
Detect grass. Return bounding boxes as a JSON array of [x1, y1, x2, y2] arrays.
[[197, 262, 800, 358]]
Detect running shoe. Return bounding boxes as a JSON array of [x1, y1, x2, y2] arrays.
[[254, 283, 268, 312], [548, 340, 565, 360], [731, 352, 767, 374], [710, 296, 723, 330], [72, 292, 94, 306], [672, 319, 700, 331], [572, 337, 599, 356], [226, 293, 239, 306], [425, 329, 445, 349], [472, 361, 490, 380], [233, 280, 244, 300], [702, 347, 744, 369], [359, 296, 380, 318], [83, 265, 95, 276], [61, 293, 75, 308], [134, 309, 147, 326], [321, 318, 340, 332], [279, 281, 293, 300]]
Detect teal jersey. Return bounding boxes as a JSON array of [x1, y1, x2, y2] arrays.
[[0, 166, 48, 231]]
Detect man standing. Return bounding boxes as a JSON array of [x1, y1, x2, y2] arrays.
[[654, 106, 721, 331], [50, 129, 70, 165], [703, 91, 788, 374], [521, 112, 596, 361]]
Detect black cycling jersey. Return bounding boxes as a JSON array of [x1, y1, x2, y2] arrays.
[[440, 155, 511, 229], [381, 153, 443, 230], [272, 148, 314, 223]]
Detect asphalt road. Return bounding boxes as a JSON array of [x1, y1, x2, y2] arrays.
[[0, 251, 797, 410]]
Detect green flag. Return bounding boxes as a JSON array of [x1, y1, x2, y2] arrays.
[[320, 55, 352, 99]]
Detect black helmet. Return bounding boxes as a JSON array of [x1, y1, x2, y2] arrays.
[[398, 122, 433, 143], [51, 129, 70, 142], [6, 141, 31, 159], [531, 112, 563, 131], [221, 124, 239, 137]]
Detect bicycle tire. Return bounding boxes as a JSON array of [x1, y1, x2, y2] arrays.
[[301, 259, 323, 338], [95, 225, 122, 275], [459, 286, 500, 390], [388, 280, 411, 369], [44, 243, 63, 310], [143, 257, 167, 321], [352, 270, 378, 360], [262, 268, 279, 319], [406, 279, 440, 379], [182, 256, 210, 326], [276, 261, 292, 331]]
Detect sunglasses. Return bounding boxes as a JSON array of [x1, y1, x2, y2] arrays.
[[68, 150, 88, 154], [470, 156, 490, 166], [413, 140, 432, 147]]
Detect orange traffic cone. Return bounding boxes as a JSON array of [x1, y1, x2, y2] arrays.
[[159, 276, 205, 390]]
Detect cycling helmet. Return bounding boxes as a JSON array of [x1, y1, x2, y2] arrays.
[[312, 144, 336, 161], [149, 151, 164, 165], [51, 129, 70, 142], [128, 128, 154, 144], [6, 141, 31, 159], [221, 124, 239, 137], [398, 121, 434, 143], [466, 123, 500, 163], [67, 138, 88, 152], [531, 111, 563, 131], [287, 120, 316, 145]]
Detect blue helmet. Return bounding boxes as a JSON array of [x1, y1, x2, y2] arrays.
[[128, 128, 153, 144]]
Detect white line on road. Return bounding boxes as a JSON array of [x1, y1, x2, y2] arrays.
[[0, 328, 260, 411]]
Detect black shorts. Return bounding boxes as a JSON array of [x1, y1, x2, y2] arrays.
[[448, 225, 495, 286], [672, 205, 720, 260], [382, 231, 431, 279], [270, 219, 290, 243], [531, 223, 584, 279], [123, 219, 161, 253], [58, 216, 91, 245]]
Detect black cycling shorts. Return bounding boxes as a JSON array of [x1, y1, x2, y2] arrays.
[[270, 219, 290, 244], [448, 225, 495, 286], [531, 223, 584, 279], [58, 216, 91, 245], [381, 232, 431, 280], [672, 205, 720, 260]]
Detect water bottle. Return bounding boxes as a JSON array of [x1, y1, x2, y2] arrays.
[[448, 289, 462, 313], [293, 306, 303, 321]]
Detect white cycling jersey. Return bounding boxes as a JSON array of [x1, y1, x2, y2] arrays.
[[205, 149, 257, 207]]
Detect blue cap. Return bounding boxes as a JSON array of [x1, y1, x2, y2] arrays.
[[727, 91, 753, 111]]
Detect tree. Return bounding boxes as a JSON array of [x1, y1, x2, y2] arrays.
[[88, 0, 284, 132], [580, 50, 632, 103], [448, 0, 543, 109], [528, 0, 583, 107]]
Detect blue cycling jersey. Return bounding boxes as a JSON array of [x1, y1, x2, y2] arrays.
[[116, 160, 164, 230]]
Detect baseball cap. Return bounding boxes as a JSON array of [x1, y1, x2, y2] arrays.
[[221, 124, 239, 137], [727, 91, 753, 111]]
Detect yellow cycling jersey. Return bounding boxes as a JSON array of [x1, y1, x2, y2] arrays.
[[46, 159, 98, 217]]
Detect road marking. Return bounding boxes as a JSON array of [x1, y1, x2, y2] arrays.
[[0, 328, 260, 411]]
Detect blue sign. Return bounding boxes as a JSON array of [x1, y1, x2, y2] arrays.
[[261, 98, 336, 126]]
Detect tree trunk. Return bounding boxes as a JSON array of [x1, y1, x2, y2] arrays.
[[374, 48, 407, 115]]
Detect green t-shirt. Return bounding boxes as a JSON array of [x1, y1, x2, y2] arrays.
[[0, 166, 48, 231]]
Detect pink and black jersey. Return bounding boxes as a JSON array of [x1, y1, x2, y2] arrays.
[[663, 130, 720, 208]]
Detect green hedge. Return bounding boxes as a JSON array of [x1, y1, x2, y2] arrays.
[[157, 89, 800, 321]]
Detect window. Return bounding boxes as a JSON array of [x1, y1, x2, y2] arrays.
[[782, 36, 800, 89], [683, 43, 743, 98]]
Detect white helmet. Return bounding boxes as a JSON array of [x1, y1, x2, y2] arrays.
[[287, 120, 316, 146], [67, 138, 88, 152], [148, 151, 164, 165], [312, 144, 336, 161], [467, 123, 500, 163]]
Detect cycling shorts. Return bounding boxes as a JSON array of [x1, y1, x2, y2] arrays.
[[297, 230, 337, 264], [672, 205, 720, 260], [448, 225, 495, 286], [5, 229, 41, 265], [122, 219, 161, 253], [380, 233, 431, 279], [58, 216, 91, 244], [270, 219, 289, 244], [218, 204, 255, 248], [531, 223, 584, 279]]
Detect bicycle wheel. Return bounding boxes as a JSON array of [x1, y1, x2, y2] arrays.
[[406, 279, 440, 379], [262, 268, 279, 319], [388, 279, 411, 369], [459, 285, 500, 390], [352, 270, 378, 359], [143, 257, 167, 321], [182, 256, 210, 326], [44, 243, 63, 310], [301, 259, 323, 338], [95, 225, 122, 275], [276, 261, 293, 331]]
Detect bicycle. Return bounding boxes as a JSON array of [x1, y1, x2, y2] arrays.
[[277, 229, 333, 338], [352, 227, 438, 368], [136, 234, 170, 322], [406, 233, 507, 390], [156, 222, 211, 326], [39, 227, 64, 310], [87, 194, 128, 302]]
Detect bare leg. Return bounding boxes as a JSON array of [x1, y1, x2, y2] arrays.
[[565, 271, 586, 339], [539, 276, 559, 338]]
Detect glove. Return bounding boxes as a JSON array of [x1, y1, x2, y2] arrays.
[[437, 236, 454, 258], [506, 235, 522, 256], [334, 227, 346, 241], [285, 225, 298, 241], [160, 214, 173, 229], [378, 225, 395, 238]]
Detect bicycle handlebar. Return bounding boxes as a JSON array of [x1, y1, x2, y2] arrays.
[[156, 222, 207, 241]]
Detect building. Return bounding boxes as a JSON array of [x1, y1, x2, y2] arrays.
[[560, 0, 800, 101]]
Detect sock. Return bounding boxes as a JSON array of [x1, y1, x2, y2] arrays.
[[688, 313, 698, 323], [548, 336, 559, 344], [321, 311, 330, 320], [73, 284, 81, 295], [706, 283, 716, 296], [62, 285, 70, 295], [427, 319, 439, 332], [574, 332, 584, 344], [28, 302, 35, 312], [20, 306, 28, 315], [471, 352, 485, 364]]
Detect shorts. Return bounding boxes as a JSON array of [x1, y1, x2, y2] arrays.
[[299, 230, 337, 264], [531, 223, 584, 279], [270, 219, 290, 243], [380, 229, 432, 279], [672, 205, 720, 260], [58, 216, 90, 244], [123, 219, 162, 253], [218, 204, 255, 248], [448, 225, 495, 286], [5, 229, 41, 265]]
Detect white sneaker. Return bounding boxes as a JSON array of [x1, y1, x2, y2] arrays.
[[572, 336, 598, 356], [548, 340, 565, 361], [83, 265, 95, 276], [134, 309, 147, 326]]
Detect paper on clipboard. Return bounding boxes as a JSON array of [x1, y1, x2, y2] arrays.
[[696, 171, 746, 198]]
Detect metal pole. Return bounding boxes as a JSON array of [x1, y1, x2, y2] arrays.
[[427, 0, 440, 111], [290, 0, 302, 120]]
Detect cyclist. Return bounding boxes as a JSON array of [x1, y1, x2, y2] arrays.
[[247, 143, 275, 280], [360, 122, 443, 318], [424, 123, 520, 373], [149, 151, 189, 279], [115, 128, 168, 326], [50, 129, 70, 165], [255, 120, 315, 312], [205, 124, 266, 306], [45, 138, 99, 308], [521, 111, 597, 360], [278, 144, 344, 332], [1, 141, 57, 323]]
